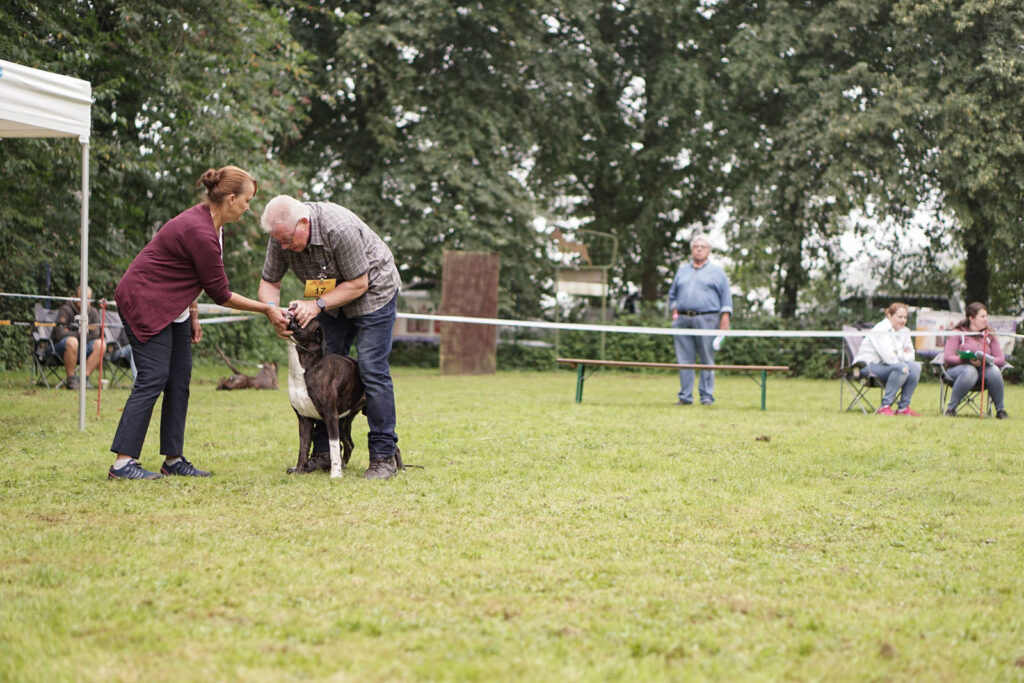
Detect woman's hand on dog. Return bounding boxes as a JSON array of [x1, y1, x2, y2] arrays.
[[265, 305, 293, 339]]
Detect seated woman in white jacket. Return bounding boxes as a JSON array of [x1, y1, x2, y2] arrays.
[[854, 302, 922, 416]]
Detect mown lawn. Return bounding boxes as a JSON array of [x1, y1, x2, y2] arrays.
[[1, 365, 1022, 681]]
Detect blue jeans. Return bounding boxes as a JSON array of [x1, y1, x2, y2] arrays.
[[866, 361, 921, 410], [110, 320, 192, 458], [945, 363, 1005, 412], [672, 312, 718, 404], [313, 294, 398, 459], [52, 336, 99, 358], [111, 344, 138, 379]]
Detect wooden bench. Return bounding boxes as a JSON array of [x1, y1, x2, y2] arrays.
[[557, 358, 790, 410]]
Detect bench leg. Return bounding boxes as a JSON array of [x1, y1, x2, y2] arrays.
[[747, 370, 769, 410], [575, 364, 585, 403]]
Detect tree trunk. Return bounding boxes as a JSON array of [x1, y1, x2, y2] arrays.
[[778, 265, 800, 319], [959, 196, 991, 305], [776, 205, 806, 319], [963, 237, 989, 305], [640, 260, 662, 306]]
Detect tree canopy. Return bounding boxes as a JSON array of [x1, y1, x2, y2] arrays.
[[2, 0, 1023, 366]]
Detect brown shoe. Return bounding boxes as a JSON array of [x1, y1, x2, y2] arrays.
[[362, 456, 398, 480]]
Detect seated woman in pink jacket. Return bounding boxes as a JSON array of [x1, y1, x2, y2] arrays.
[[943, 301, 1008, 419]]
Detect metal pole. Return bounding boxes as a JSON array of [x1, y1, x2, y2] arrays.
[[600, 268, 607, 360], [78, 140, 89, 431], [839, 341, 845, 412]]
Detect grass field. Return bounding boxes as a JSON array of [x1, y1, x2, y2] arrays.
[[1, 365, 1023, 681]]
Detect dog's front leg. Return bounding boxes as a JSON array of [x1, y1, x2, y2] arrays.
[[288, 415, 315, 474], [324, 411, 343, 479]]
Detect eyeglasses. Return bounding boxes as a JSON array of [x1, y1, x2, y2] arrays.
[[277, 219, 304, 249]]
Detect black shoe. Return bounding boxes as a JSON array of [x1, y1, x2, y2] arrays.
[[306, 450, 332, 471], [362, 456, 398, 480], [289, 451, 332, 474], [65, 375, 79, 390], [944, 409, 956, 417], [108, 459, 163, 480], [160, 457, 211, 477], [675, 400, 692, 406], [997, 410, 1009, 420]]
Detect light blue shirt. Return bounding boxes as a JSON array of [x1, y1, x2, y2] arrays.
[[667, 261, 733, 315]]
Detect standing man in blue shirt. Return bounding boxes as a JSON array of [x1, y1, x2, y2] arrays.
[[667, 235, 733, 405]]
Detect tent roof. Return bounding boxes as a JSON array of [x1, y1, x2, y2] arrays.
[[0, 60, 91, 141]]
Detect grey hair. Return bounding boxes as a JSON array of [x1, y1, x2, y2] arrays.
[[690, 234, 712, 248], [260, 195, 309, 234]]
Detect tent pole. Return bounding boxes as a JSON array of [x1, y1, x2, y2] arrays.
[[78, 139, 89, 432]]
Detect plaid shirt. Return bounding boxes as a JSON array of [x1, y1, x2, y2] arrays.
[[261, 202, 401, 318]]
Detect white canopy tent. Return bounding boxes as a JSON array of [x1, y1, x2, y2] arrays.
[[0, 60, 92, 430]]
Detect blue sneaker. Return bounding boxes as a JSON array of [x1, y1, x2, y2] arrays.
[[160, 457, 211, 477], [108, 459, 163, 480]]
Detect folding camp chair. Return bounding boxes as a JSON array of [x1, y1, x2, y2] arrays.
[[30, 304, 65, 388], [102, 311, 134, 389], [838, 324, 903, 413], [932, 356, 1004, 417]]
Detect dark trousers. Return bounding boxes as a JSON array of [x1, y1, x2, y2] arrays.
[[312, 294, 398, 459], [110, 319, 192, 458]]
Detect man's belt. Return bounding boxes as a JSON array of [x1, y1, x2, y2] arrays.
[[679, 310, 719, 316]]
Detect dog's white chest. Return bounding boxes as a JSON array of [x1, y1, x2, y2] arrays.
[[288, 344, 321, 419]]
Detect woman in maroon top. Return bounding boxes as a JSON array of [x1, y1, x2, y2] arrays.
[[108, 166, 288, 480], [942, 301, 1008, 419]]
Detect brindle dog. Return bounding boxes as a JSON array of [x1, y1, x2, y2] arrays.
[[286, 316, 365, 478]]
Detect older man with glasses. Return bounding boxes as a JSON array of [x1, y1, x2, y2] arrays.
[[258, 195, 403, 479], [667, 235, 733, 406]]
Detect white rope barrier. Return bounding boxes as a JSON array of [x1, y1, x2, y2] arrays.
[[0, 292, 85, 303], [3, 291, 1021, 338], [399, 312, 1024, 340], [0, 294, 255, 326]]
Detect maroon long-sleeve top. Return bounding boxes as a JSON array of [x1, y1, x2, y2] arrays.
[[115, 203, 232, 344]]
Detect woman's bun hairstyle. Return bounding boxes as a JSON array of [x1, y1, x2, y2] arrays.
[[196, 166, 257, 204]]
